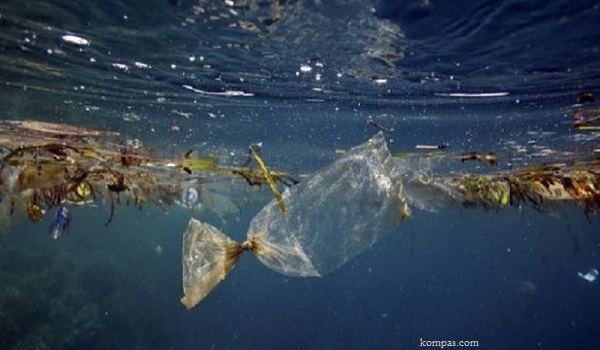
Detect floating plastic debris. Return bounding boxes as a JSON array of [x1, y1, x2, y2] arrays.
[[182, 85, 254, 97], [134, 61, 151, 69], [1, 118, 600, 309], [61, 34, 90, 46], [0, 119, 298, 234], [435, 92, 509, 98], [249, 145, 287, 216], [49, 205, 71, 240], [112, 63, 129, 71], [578, 268, 598, 282], [181, 132, 410, 308], [299, 65, 312, 73], [415, 144, 447, 150], [181, 187, 199, 208]]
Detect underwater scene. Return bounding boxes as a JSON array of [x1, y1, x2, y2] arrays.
[[1, 0, 600, 349]]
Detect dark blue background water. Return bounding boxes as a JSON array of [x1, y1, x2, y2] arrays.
[[1, 0, 600, 349]]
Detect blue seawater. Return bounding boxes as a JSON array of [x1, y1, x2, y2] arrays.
[[0, 0, 599, 349]]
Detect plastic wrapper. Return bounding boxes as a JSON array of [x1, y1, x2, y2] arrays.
[[181, 132, 410, 308], [181, 219, 244, 309]]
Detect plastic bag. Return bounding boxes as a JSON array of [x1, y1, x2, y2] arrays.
[[181, 219, 244, 309], [181, 132, 410, 309]]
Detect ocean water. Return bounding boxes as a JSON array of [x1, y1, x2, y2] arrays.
[[1, 0, 600, 349]]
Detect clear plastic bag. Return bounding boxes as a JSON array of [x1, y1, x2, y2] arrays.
[[181, 132, 410, 308]]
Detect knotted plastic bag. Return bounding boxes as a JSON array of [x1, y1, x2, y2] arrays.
[[181, 132, 410, 309]]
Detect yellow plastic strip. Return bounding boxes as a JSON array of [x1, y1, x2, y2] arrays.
[[250, 147, 288, 216], [184, 156, 219, 171], [577, 126, 600, 131]]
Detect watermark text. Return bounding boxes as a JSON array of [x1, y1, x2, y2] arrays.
[[419, 338, 479, 348]]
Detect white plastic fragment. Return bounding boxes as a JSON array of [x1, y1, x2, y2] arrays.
[[578, 268, 598, 282], [299, 65, 312, 73], [61, 34, 90, 46], [134, 61, 151, 69], [112, 63, 129, 71], [434, 92, 509, 98], [182, 84, 254, 97]]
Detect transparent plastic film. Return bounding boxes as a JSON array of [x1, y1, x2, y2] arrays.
[[393, 154, 460, 212], [246, 131, 410, 277], [180, 132, 411, 308], [181, 218, 243, 309]]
